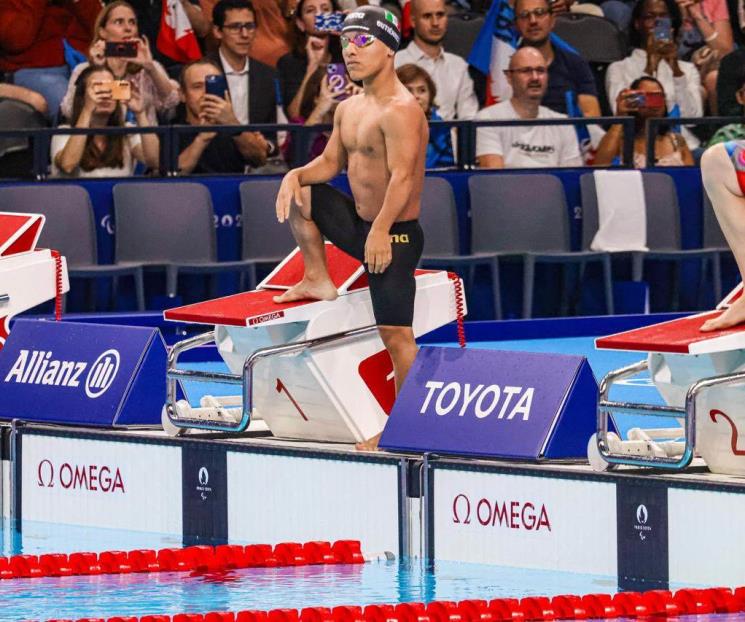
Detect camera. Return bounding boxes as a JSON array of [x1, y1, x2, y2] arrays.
[[105, 41, 139, 58]]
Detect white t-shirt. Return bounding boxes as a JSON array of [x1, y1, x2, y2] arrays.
[[50, 124, 142, 178], [475, 101, 582, 168]]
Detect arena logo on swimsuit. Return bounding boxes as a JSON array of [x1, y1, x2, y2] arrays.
[[420, 380, 534, 420]]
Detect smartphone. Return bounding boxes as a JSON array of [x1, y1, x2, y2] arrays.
[[326, 63, 350, 102], [105, 40, 138, 58], [205, 74, 229, 99], [624, 90, 665, 109], [653, 17, 673, 43], [315, 12, 345, 33], [98, 80, 132, 101]]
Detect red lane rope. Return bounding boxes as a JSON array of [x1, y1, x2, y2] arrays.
[[43, 586, 745, 622], [0, 540, 363, 581], [448, 272, 466, 348], [51, 249, 63, 321]]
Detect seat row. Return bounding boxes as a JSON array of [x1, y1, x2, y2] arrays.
[[0, 174, 728, 318]]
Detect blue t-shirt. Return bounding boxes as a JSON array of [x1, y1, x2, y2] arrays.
[[542, 43, 598, 115], [426, 109, 455, 169]]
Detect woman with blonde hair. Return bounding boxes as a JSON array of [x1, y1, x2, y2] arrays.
[[60, 1, 179, 125]]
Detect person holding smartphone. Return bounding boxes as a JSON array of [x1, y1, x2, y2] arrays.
[[595, 76, 694, 167], [277, 0, 344, 119], [280, 63, 361, 164], [606, 0, 703, 145], [175, 59, 271, 174], [676, 0, 733, 113], [60, 1, 180, 126], [51, 66, 159, 177]]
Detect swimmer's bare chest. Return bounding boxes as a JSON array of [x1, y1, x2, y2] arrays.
[[339, 101, 391, 221]]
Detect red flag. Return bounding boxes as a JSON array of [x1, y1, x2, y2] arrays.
[[399, 0, 412, 38], [157, 0, 201, 63]]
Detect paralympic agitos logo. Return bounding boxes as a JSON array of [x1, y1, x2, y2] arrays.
[[37, 459, 126, 493]]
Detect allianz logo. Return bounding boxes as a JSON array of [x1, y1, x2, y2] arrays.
[[421, 381, 535, 420], [4, 348, 121, 399]]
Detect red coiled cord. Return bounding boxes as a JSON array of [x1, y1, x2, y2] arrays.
[[448, 272, 466, 348], [51, 250, 63, 321]]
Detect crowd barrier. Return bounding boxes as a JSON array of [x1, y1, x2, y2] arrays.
[[0, 115, 720, 178]]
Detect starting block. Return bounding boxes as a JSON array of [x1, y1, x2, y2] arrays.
[[0, 212, 69, 349], [162, 243, 466, 443], [590, 284, 745, 475]]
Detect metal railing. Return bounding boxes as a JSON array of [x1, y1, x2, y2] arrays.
[[1, 115, 740, 180]]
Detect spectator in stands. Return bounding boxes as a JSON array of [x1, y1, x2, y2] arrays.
[[277, 0, 344, 119], [676, 0, 733, 113], [0, 85, 49, 179], [0, 0, 101, 122], [52, 66, 159, 177], [397, 64, 455, 168], [394, 0, 479, 120], [717, 47, 745, 116], [175, 59, 270, 174], [708, 70, 745, 146], [61, 1, 180, 125], [207, 0, 278, 130], [475, 47, 582, 168], [280, 65, 351, 165], [606, 0, 703, 122], [513, 0, 602, 117], [595, 76, 694, 166]]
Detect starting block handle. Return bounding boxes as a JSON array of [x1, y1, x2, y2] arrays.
[[596, 358, 696, 470], [0, 293, 8, 305], [164, 324, 380, 434]]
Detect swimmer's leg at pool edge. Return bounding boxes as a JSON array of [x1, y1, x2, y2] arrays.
[[355, 324, 419, 451], [701, 142, 745, 332], [273, 186, 339, 304]]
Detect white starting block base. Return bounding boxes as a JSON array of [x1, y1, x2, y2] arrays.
[[0, 212, 70, 348], [164, 246, 465, 443], [595, 285, 745, 475]]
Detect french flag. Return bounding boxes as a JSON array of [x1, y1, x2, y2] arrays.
[[467, 0, 520, 106], [157, 0, 201, 63]]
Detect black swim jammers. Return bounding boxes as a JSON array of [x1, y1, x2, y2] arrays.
[[310, 184, 423, 327]]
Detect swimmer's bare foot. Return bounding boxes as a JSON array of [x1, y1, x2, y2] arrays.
[[355, 432, 382, 452], [273, 277, 338, 304], [701, 298, 745, 332]]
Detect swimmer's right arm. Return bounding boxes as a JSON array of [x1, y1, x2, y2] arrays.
[[276, 103, 348, 222]]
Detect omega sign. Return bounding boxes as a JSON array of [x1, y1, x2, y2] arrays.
[[37, 459, 125, 493], [452, 493, 551, 531]]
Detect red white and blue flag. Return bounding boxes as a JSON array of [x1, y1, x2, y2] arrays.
[[467, 0, 520, 106]]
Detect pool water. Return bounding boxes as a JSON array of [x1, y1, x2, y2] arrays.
[[0, 554, 620, 620]]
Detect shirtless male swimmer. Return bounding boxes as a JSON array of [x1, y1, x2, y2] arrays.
[[700, 141, 745, 332], [274, 6, 429, 450]]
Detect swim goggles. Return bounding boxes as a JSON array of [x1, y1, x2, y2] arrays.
[[340, 33, 377, 49]]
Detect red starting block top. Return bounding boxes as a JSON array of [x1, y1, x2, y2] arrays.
[[596, 311, 745, 355], [0, 212, 44, 258], [164, 289, 314, 327]]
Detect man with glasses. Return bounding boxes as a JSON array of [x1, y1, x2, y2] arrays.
[[274, 6, 427, 451], [393, 0, 479, 121], [514, 0, 601, 117], [208, 0, 277, 147], [475, 46, 582, 168]]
